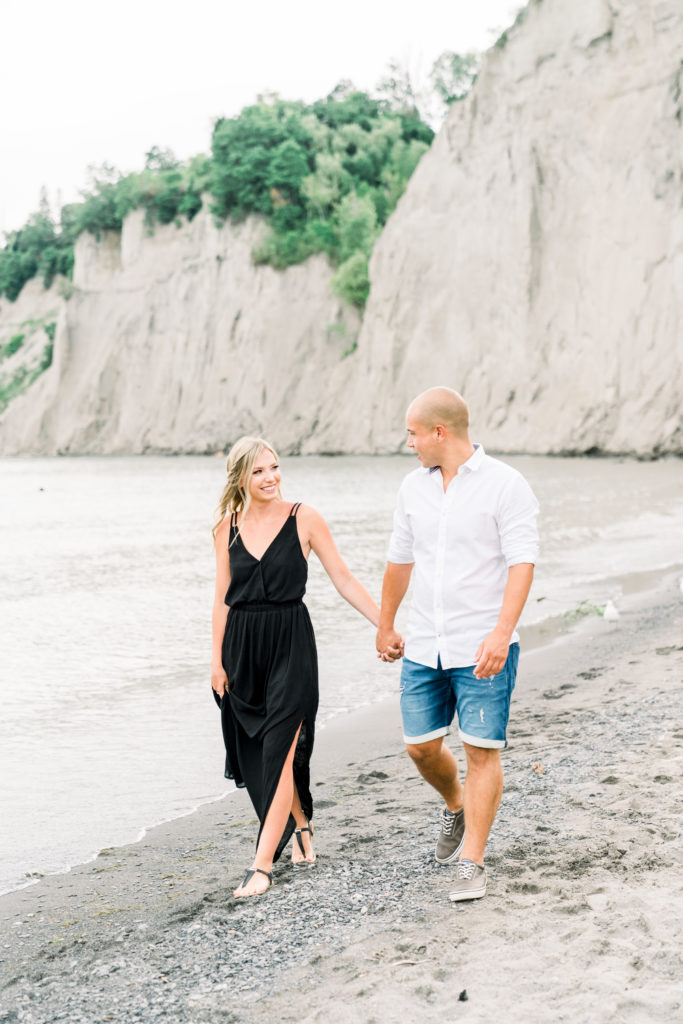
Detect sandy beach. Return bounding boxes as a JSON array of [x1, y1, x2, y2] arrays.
[[1, 573, 682, 1024]]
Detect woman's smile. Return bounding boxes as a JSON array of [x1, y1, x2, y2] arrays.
[[247, 450, 282, 502]]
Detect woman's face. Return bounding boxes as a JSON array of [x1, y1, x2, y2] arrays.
[[247, 448, 281, 503]]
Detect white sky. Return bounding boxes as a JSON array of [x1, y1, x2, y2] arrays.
[[1, 0, 520, 235]]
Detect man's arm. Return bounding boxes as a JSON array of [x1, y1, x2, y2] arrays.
[[473, 563, 534, 679], [377, 561, 413, 661]]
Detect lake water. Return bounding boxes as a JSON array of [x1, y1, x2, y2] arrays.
[[1, 453, 682, 894]]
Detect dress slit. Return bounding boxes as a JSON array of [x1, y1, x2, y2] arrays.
[[255, 716, 312, 861]]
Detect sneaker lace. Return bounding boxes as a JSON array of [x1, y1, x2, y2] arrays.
[[456, 859, 477, 880], [440, 809, 457, 836]]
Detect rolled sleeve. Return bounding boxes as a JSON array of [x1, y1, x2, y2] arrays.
[[497, 474, 539, 567], [386, 485, 415, 563]]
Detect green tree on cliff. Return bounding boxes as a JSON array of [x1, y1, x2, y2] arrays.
[[0, 55, 479, 309], [208, 83, 435, 305], [430, 51, 480, 106]]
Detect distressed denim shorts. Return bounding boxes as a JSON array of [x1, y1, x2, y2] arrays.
[[399, 643, 520, 749]]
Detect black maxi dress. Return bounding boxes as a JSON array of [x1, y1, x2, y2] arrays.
[[214, 503, 319, 862]]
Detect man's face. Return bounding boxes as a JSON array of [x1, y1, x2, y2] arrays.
[[406, 412, 440, 467]]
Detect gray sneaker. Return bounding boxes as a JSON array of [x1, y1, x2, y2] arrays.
[[435, 807, 465, 864], [449, 859, 487, 902]]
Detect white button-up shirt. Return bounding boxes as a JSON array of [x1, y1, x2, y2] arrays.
[[387, 444, 539, 668]]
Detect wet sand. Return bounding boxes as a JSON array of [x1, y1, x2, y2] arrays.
[[1, 575, 682, 1023]]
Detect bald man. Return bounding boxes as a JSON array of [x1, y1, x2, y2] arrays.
[[377, 387, 539, 902]]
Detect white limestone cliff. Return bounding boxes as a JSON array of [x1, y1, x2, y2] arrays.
[[0, 211, 360, 454], [313, 0, 683, 456], [1, 0, 681, 457]]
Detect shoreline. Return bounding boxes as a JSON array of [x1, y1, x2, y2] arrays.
[[3, 564, 681, 902], [2, 572, 682, 1022], [2, 450, 683, 461]]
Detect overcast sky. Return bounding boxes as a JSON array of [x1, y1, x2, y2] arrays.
[[1, 0, 520, 235]]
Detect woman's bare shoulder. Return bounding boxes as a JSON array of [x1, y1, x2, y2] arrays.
[[295, 502, 323, 522], [295, 504, 331, 540]]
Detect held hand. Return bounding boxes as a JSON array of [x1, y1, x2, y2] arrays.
[[473, 627, 510, 679], [211, 664, 229, 697], [376, 626, 405, 663]]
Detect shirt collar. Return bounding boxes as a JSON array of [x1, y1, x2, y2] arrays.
[[462, 443, 485, 472], [428, 442, 485, 478]]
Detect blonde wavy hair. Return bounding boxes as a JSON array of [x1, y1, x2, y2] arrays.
[[212, 436, 281, 540]]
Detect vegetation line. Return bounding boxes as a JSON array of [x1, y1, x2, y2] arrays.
[[0, 55, 478, 311]]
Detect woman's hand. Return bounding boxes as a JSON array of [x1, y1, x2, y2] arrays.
[[211, 664, 229, 697]]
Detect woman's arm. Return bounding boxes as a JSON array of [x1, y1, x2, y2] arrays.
[[211, 520, 231, 696], [302, 506, 380, 628]]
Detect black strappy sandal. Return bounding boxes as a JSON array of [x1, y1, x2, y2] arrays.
[[234, 867, 272, 899], [293, 821, 316, 865]]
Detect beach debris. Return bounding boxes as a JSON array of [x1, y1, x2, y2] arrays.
[[564, 599, 604, 622], [458, 990, 469, 1002], [531, 761, 546, 775], [603, 600, 619, 621]]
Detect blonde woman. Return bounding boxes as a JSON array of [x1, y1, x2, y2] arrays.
[[211, 436, 382, 899]]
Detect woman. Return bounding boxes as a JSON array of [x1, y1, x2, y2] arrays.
[[211, 436, 381, 899]]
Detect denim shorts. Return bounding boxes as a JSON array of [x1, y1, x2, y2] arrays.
[[399, 644, 520, 749]]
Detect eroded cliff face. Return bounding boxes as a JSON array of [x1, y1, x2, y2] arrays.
[[1, 0, 681, 457], [0, 210, 359, 454], [313, 0, 683, 456]]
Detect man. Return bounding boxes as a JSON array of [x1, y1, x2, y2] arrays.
[[377, 387, 539, 902]]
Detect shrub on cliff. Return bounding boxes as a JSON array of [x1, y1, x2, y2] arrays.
[[0, 198, 74, 301], [211, 85, 433, 306]]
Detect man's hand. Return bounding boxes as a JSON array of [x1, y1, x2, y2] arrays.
[[376, 626, 404, 662], [473, 627, 510, 679]]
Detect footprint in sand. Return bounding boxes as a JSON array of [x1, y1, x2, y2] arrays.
[[356, 771, 389, 784]]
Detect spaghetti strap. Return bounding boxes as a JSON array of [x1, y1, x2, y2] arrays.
[[290, 502, 301, 517]]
